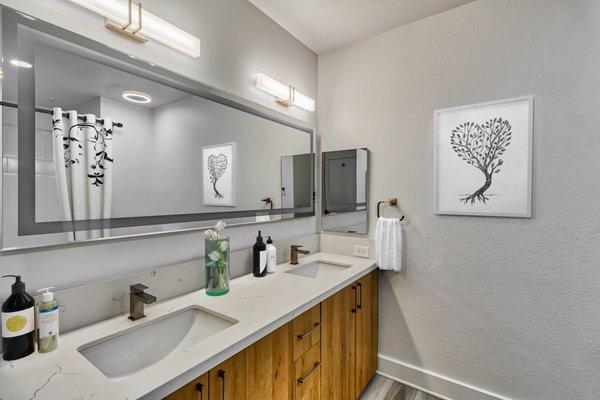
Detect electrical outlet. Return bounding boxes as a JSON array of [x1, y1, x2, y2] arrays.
[[353, 245, 370, 258]]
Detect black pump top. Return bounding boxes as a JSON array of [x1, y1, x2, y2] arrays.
[[267, 236, 273, 244], [2, 275, 25, 294], [256, 230, 263, 242]]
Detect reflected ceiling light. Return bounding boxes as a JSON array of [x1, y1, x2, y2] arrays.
[[122, 90, 152, 103], [67, 0, 201, 58], [255, 73, 315, 112], [10, 59, 32, 68], [0, 70, 3, 79]]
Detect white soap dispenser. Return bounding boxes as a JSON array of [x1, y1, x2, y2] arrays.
[[266, 236, 277, 273], [36, 287, 59, 353]]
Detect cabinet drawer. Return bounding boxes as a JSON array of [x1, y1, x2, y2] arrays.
[[293, 304, 321, 360], [294, 343, 321, 400]]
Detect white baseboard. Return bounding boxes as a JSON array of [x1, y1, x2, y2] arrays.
[[377, 354, 514, 400]]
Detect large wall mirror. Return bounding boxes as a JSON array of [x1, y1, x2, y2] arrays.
[[0, 7, 314, 250], [322, 148, 369, 234]]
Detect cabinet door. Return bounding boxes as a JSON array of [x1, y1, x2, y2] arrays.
[[355, 270, 379, 396], [245, 323, 293, 400], [320, 284, 356, 400], [164, 372, 208, 400], [210, 350, 247, 400]]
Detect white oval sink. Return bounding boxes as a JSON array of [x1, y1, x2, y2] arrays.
[[78, 306, 236, 380], [285, 260, 352, 279]]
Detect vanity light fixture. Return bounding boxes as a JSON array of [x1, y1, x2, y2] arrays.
[[67, 0, 201, 58], [122, 90, 152, 103], [10, 59, 33, 68], [255, 73, 315, 112]]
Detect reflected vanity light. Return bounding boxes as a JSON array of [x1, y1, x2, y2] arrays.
[[10, 59, 33, 68], [122, 90, 152, 103], [255, 73, 315, 112], [67, 0, 201, 58]]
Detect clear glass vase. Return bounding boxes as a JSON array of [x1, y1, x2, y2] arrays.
[[205, 237, 230, 296]]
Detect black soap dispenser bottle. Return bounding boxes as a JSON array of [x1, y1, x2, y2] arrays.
[[1, 275, 36, 360], [253, 231, 267, 277]]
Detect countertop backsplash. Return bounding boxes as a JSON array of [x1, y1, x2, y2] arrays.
[[0, 234, 318, 343]]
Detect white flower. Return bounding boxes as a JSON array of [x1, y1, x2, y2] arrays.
[[215, 220, 226, 233], [208, 250, 221, 262], [219, 240, 229, 252], [204, 229, 218, 240]]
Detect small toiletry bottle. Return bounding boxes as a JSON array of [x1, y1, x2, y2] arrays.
[[253, 231, 267, 277], [1, 275, 36, 361], [36, 287, 59, 353], [266, 236, 277, 273]]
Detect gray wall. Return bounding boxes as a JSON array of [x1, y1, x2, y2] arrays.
[[318, 1, 600, 399], [0, 0, 317, 299]]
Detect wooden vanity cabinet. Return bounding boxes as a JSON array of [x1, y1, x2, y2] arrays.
[[164, 270, 378, 400], [164, 372, 209, 400], [321, 269, 379, 399]]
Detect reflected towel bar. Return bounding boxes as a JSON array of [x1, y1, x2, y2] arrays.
[[377, 197, 404, 220], [0, 100, 124, 127]]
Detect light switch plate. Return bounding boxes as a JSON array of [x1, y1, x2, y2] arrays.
[[353, 245, 370, 258]]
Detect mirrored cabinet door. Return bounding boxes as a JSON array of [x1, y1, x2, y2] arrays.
[[322, 148, 369, 234]]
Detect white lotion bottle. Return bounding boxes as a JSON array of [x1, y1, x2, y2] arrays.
[[266, 236, 277, 273]]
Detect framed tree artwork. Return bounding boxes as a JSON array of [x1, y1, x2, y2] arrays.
[[434, 96, 533, 217], [202, 142, 236, 207]]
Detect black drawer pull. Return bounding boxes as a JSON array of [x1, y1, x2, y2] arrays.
[[297, 361, 321, 384], [297, 322, 321, 339], [195, 382, 204, 400], [351, 285, 357, 313], [218, 369, 226, 399], [357, 282, 362, 310]]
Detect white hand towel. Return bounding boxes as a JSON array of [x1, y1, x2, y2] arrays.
[[375, 217, 402, 271]]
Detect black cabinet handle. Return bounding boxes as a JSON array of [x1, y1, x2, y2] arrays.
[[357, 282, 362, 310], [195, 382, 204, 400], [297, 322, 321, 339], [297, 362, 321, 384], [218, 369, 226, 399], [351, 285, 357, 313]]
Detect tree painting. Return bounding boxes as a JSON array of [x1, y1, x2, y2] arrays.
[[207, 153, 228, 198], [450, 118, 512, 205]]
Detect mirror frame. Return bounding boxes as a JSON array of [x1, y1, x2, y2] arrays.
[[1, 7, 315, 247]]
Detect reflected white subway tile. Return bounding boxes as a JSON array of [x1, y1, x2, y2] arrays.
[[5, 156, 18, 173], [3, 173, 17, 188], [8, 188, 17, 204], [46, 175, 58, 190], [3, 140, 17, 157], [36, 174, 47, 189], [35, 130, 53, 145], [35, 159, 54, 175], [35, 144, 46, 160], [45, 145, 54, 161], [3, 125, 18, 145], [46, 188, 59, 204], [2, 188, 8, 204]]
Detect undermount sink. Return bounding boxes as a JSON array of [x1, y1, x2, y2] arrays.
[[285, 260, 352, 279], [78, 307, 236, 380]]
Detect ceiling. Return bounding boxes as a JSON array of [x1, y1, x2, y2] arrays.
[[248, 0, 476, 54]]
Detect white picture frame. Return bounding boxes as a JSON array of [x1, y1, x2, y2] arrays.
[[202, 142, 236, 207], [433, 96, 533, 218]]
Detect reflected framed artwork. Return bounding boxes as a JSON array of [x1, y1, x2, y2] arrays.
[[434, 96, 533, 218], [202, 142, 236, 206]]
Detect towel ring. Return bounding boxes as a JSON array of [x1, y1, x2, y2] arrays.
[[377, 197, 404, 220]]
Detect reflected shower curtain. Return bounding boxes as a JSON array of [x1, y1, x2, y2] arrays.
[[52, 108, 113, 240]]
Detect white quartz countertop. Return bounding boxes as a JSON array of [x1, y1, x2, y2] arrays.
[[0, 252, 376, 400]]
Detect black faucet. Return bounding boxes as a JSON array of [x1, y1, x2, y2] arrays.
[[128, 283, 157, 321]]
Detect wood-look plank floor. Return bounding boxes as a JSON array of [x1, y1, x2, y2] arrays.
[[359, 374, 442, 400]]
